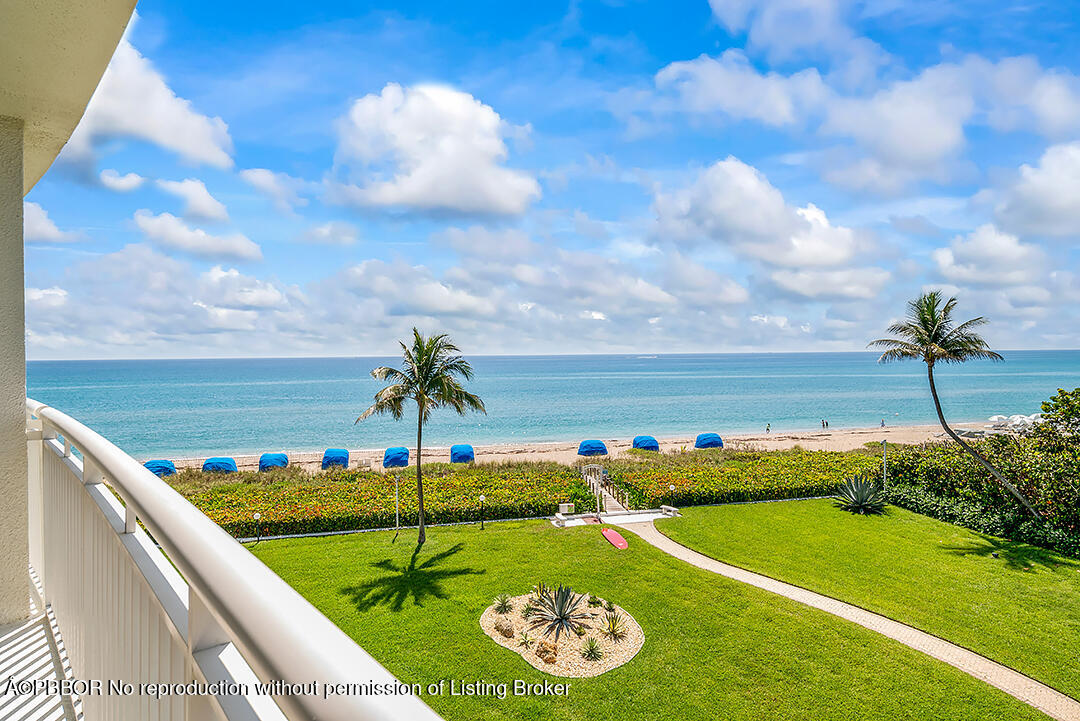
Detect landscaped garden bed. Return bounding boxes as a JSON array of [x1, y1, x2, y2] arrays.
[[170, 461, 594, 537], [479, 585, 644, 678]]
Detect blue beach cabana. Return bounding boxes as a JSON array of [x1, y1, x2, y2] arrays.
[[322, 448, 349, 470], [577, 440, 608, 456], [202, 457, 237, 473], [258, 452, 288, 472], [383, 446, 409, 469], [143, 459, 176, 478], [695, 432, 724, 449], [450, 444, 475, 463], [632, 435, 659, 452]]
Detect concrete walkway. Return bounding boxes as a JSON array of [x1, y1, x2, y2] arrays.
[[617, 521, 1080, 721]]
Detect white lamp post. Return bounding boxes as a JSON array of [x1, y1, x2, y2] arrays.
[[669, 484, 675, 508], [253, 512, 261, 544], [479, 494, 486, 530]]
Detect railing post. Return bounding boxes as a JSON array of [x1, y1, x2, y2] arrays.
[[187, 589, 231, 721], [25, 414, 51, 599]]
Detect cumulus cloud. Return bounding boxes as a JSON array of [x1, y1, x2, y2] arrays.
[[156, 178, 229, 222], [99, 169, 146, 192], [25, 287, 69, 309], [200, 267, 286, 309], [652, 157, 859, 266], [656, 50, 827, 126], [239, 168, 310, 214], [24, 202, 80, 243], [64, 38, 233, 170], [931, 224, 1045, 286], [298, 221, 359, 246], [990, 142, 1080, 237], [332, 83, 540, 215], [437, 226, 538, 260], [770, 267, 891, 299], [133, 210, 261, 261]]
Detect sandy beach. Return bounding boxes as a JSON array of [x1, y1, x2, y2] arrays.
[[168, 422, 982, 472]]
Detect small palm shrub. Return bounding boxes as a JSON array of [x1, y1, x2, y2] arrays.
[[588, 595, 602, 607], [600, 612, 626, 642], [834, 475, 886, 515], [494, 594, 513, 614], [581, 637, 603, 661], [521, 603, 535, 619], [529, 584, 590, 641], [518, 631, 534, 649], [603, 599, 616, 612], [573, 624, 587, 637]]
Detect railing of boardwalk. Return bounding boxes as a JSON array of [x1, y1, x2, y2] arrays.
[[25, 399, 443, 721]]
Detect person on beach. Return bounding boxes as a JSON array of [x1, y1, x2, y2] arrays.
[[766, 423, 771, 434], [821, 419, 825, 429], [881, 418, 886, 428]]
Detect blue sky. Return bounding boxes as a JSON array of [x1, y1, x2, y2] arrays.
[[23, 0, 1080, 358]]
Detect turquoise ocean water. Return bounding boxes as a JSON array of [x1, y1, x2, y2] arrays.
[[26, 351, 1080, 460]]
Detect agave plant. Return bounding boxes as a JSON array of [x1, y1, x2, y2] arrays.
[[531, 581, 551, 600], [600, 612, 626, 642], [493, 593, 514, 614], [518, 631, 534, 649], [521, 603, 535, 619], [528, 584, 591, 641], [834, 476, 886, 515], [581, 637, 604, 661], [603, 598, 616, 612]]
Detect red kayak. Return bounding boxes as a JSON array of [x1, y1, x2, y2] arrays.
[[602, 527, 628, 550]]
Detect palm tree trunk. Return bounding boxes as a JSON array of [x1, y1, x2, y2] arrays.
[[927, 363, 1040, 518], [416, 405, 426, 545]]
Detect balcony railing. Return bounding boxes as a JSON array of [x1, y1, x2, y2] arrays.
[[25, 398, 442, 721]]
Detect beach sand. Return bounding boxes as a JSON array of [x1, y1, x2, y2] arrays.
[[168, 422, 981, 472]]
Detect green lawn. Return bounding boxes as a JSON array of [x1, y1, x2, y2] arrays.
[[253, 520, 1044, 720], [657, 499, 1080, 701]]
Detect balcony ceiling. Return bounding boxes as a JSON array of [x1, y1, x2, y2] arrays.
[[0, 0, 137, 195]]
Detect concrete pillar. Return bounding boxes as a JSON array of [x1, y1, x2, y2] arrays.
[[0, 115, 28, 624]]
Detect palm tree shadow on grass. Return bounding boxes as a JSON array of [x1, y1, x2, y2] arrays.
[[340, 542, 484, 612], [940, 534, 1079, 572]]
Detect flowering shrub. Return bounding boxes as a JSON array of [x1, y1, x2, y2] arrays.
[[604, 449, 879, 508], [173, 462, 594, 537]]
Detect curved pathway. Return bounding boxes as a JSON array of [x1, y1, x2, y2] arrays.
[[616, 520, 1080, 721]]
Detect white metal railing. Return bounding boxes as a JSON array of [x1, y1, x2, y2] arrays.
[[25, 398, 442, 721]]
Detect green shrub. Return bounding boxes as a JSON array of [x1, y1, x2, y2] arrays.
[[528, 585, 590, 641], [834, 476, 886, 515], [600, 612, 627, 642], [580, 637, 603, 661], [493, 594, 513, 614]]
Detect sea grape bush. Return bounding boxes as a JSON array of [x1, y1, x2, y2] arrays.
[[172, 461, 594, 537], [603, 449, 880, 508]]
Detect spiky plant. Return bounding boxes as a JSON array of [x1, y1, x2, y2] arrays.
[[521, 603, 535, 619], [528, 584, 591, 641], [588, 595, 602, 607], [834, 476, 886, 515], [603, 599, 616, 612], [581, 637, 603, 661], [531, 581, 551, 600], [493, 593, 513, 614], [518, 631, 534, 649], [600, 612, 627, 642]]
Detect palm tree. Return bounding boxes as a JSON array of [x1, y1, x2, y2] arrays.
[[868, 291, 1039, 518], [357, 329, 486, 544]]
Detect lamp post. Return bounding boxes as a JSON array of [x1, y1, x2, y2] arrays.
[[253, 512, 261, 544], [479, 494, 486, 530], [669, 484, 675, 509]]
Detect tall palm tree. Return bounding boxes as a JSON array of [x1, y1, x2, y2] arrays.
[[357, 329, 486, 544], [868, 291, 1039, 518]]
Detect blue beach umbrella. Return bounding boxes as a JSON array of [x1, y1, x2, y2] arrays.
[[143, 459, 176, 478], [383, 446, 410, 469], [695, 432, 724, 449], [202, 457, 237, 473], [632, 435, 659, 452], [577, 440, 608, 456], [258, 452, 288, 472], [322, 448, 349, 470], [450, 444, 475, 463]]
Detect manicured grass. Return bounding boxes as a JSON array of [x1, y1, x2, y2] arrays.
[[253, 521, 1042, 720], [657, 499, 1080, 700]]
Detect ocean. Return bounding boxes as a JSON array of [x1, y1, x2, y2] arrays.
[[26, 351, 1080, 460]]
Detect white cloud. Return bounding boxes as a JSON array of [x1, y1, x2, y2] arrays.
[[343, 259, 498, 318], [991, 142, 1080, 237], [133, 210, 261, 261], [437, 226, 538, 260], [99, 169, 146, 192], [200, 267, 286, 309], [662, 253, 749, 307], [653, 157, 859, 266], [24, 202, 79, 243], [156, 178, 229, 222], [771, 267, 891, 299], [333, 83, 540, 215], [25, 287, 69, 309], [239, 168, 310, 214], [656, 50, 827, 126], [299, 221, 359, 246], [931, 224, 1045, 286], [64, 38, 233, 169]]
